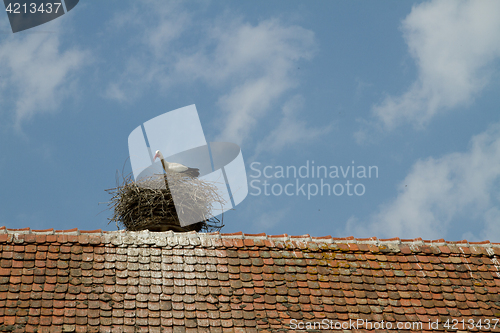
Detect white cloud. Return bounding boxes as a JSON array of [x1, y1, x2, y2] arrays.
[[253, 207, 289, 231], [106, 3, 317, 148], [372, 0, 500, 130], [191, 18, 316, 145], [216, 73, 293, 145], [103, 1, 191, 102], [347, 123, 500, 240], [254, 95, 333, 156], [105, 83, 128, 103], [0, 28, 87, 127], [174, 18, 315, 81]]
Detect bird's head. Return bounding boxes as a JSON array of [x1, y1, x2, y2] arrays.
[[153, 150, 163, 161]]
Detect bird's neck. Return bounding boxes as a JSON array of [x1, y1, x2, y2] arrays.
[[160, 159, 169, 172]]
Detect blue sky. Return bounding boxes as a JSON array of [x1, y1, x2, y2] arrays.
[[1, 0, 500, 242]]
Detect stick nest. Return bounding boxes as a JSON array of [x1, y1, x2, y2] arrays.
[[106, 172, 225, 232]]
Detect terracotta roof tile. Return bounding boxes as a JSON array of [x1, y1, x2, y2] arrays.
[[0, 227, 500, 332]]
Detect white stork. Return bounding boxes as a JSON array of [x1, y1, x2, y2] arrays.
[[153, 150, 200, 178]]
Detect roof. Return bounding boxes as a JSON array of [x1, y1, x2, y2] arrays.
[[1, 226, 500, 333]]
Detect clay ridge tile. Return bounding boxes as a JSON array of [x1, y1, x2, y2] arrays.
[[1, 227, 500, 252]]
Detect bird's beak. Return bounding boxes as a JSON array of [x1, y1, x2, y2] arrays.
[[153, 152, 159, 161]]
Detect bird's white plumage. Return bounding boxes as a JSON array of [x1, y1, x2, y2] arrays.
[[164, 161, 189, 172], [153, 150, 200, 177]]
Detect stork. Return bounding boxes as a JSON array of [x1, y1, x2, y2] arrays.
[[153, 150, 200, 178]]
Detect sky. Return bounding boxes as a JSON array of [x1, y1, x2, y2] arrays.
[[1, 0, 500, 242]]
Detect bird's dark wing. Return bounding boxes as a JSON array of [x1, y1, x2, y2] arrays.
[[180, 167, 200, 178]]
